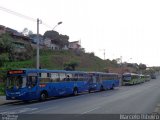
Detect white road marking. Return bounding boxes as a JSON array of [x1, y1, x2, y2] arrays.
[[30, 106, 58, 114], [82, 106, 101, 114], [0, 107, 38, 114]]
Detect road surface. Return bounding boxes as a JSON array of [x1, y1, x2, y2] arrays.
[[0, 76, 160, 115]]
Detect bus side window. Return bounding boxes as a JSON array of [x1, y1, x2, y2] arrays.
[[75, 74, 78, 81], [65, 75, 70, 81], [59, 73, 66, 81], [51, 73, 59, 82], [78, 74, 84, 81], [96, 76, 100, 83], [72, 74, 78, 81], [93, 76, 96, 83]]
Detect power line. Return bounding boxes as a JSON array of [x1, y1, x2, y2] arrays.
[[0, 6, 36, 22], [41, 22, 53, 29], [0, 6, 53, 29]]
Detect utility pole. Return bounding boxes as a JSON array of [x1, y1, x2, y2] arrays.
[[36, 18, 40, 69], [103, 49, 105, 60], [99, 49, 106, 60]]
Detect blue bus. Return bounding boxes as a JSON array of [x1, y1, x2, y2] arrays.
[[6, 69, 89, 101], [88, 72, 120, 92]]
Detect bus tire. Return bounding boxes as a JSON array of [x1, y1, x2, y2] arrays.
[[40, 91, 48, 101], [111, 84, 115, 90], [73, 88, 78, 96], [88, 88, 92, 93], [100, 85, 104, 91]]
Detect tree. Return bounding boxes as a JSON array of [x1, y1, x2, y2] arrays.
[[43, 30, 59, 40], [0, 33, 13, 66], [43, 30, 69, 48], [111, 59, 118, 66], [115, 58, 121, 64], [59, 34, 69, 48], [28, 30, 33, 35], [139, 63, 147, 71], [64, 61, 79, 71], [0, 33, 13, 54], [22, 28, 33, 36], [22, 28, 28, 36]]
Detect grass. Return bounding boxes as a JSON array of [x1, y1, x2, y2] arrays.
[[0, 83, 5, 96], [2, 49, 117, 71]]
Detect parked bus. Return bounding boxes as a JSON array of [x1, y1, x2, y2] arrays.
[[6, 69, 90, 101], [139, 74, 145, 83], [122, 73, 140, 85], [88, 72, 120, 92], [144, 75, 151, 82]]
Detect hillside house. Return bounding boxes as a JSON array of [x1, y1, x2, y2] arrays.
[[9, 31, 33, 61], [69, 41, 85, 52], [44, 37, 69, 50], [0, 25, 33, 60], [69, 41, 81, 50]]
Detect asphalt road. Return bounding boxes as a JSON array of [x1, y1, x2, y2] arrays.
[[0, 76, 160, 115]]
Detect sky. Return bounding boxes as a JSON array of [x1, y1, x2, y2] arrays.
[[0, 0, 160, 67]]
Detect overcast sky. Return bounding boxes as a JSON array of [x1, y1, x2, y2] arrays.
[[1, 0, 160, 66]]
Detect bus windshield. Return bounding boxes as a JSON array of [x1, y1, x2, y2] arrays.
[[123, 76, 131, 81], [7, 76, 27, 89]]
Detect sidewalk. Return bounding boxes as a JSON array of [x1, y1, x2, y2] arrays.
[[154, 104, 160, 114], [0, 96, 8, 105], [0, 96, 17, 105]]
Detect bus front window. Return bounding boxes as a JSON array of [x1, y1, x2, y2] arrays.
[[7, 76, 27, 89], [123, 76, 131, 81]]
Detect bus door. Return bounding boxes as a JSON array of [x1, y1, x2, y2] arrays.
[[89, 74, 97, 91], [64, 73, 74, 94], [27, 73, 38, 99], [57, 73, 66, 95], [77, 73, 89, 92]]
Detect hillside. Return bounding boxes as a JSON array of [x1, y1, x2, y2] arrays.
[[3, 49, 116, 71]]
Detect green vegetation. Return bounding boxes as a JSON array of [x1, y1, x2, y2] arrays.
[[0, 69, 7, 95], [0, 83, 5, 95], [2, 49, 110, 71]]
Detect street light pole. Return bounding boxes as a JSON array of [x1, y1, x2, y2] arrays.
[[36, 20, 62, 69], [36, 18, 40, 69], [53, 22, 62, 30]]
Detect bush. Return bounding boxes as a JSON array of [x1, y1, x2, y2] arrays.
[[0, 82, 5, 95]]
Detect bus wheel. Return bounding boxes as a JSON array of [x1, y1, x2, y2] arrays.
[[73, 88, 78, 96], [111, 84, 115, 90], [40, 92, 47, 101], [100, 86, 104, 91], [88, 88, 92, 93]]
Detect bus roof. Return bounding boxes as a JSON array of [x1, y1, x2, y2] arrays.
[[88, 72, 119, 75], [123, 72, 139, 76], [8, 69, 88, 74]]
